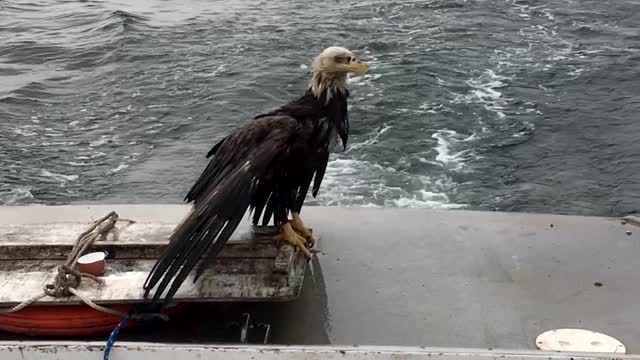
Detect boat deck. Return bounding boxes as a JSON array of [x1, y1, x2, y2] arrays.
[[0, 205, 638, 352]]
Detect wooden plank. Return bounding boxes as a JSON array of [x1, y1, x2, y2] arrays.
[[0, 244, 303, 306], [0, 221, 311, 261], [0, 222, 175, 245], [0, 258, 280, 274], [0, 222, 283, 259], [0, 241, 280, 260], [0, 219, 276, 246]]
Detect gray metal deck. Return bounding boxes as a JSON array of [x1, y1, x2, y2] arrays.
[[0, 205, 638, 351]]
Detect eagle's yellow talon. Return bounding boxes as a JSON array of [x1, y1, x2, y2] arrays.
[[275, 223, 312, 258], [291, 212, 315, 247]]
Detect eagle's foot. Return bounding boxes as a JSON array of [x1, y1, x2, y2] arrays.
[[273, 223, 312, 258], [291, 212, 315, 248]]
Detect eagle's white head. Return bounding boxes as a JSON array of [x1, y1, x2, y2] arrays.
[[309, 46, 367, 101]]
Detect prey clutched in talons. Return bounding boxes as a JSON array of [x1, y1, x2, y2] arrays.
[[273, 222, 312, 258], [291, 212, 316, 248]]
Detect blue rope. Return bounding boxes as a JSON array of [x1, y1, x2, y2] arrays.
[[103, 311, 131, 360], [103, 304, 169, 360]]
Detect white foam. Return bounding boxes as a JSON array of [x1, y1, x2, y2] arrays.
[[432, 130, 477, 171], [40, 169, 79, 182], [392, 190, 465, 209], [109, 163, 129, 173], [90, 138, 108, 147], [458, 69, 513, 120], [90, 135, 119, 147], [66, 161, 92, 166], [568, 67, 585, 76], [415, 156, 441, 166], [348, 72, 382, 87], [200, 64, 228, 78], [461, 132, 479, 142], [74, 151, 105, 161], [348, 125, 391, 151], [0, 187, 34, 205], [11, 127, 37, 137], [309, 157, 466, 209], [145, 123, 164, 135]]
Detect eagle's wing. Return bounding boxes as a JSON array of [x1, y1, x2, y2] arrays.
[[142, 115, 298, 306], [293, 126, 331, 213], [295, 93, 349, 212], [248, 118, 333, 227], [248, 91, 349, 223]]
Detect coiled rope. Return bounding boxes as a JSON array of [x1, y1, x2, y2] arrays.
[[0, 211, 136, 316]]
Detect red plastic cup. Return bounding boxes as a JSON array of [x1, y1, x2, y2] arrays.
[[76, 252, 107, 276]]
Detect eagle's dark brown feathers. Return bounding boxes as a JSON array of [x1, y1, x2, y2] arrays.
[[142, 90, 350, 306]]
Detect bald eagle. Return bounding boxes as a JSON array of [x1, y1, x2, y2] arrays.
[[142, 46, 366, 306]]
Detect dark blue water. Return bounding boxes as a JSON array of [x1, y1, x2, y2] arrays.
[[1, 0, 639, 216]]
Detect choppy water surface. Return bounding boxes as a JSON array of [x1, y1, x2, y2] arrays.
[[1, 0, 639, 216]]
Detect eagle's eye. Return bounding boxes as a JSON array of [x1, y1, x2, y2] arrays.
[[334, 55, 351, 64]]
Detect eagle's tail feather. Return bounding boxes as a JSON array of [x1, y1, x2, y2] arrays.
[[143, 121, 295, 308], [142, 161, 255, 307]]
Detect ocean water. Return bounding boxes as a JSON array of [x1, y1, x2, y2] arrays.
[[1, 0, 639, 216]]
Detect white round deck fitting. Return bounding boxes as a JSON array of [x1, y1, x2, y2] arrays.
[[536, 328, 626, 353]]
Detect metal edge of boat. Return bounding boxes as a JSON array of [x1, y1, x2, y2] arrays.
[[0, 342, 637, 360]]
